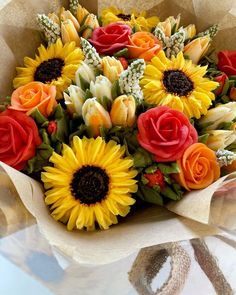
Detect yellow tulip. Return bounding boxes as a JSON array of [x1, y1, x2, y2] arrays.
[[199, 102, 236, 131], [82, 98, 112, 136], [101, 56, 124, 83], [82, 14, 100, 39], [60, 8, 80, 31], [61, 19, 81, 46], [77, 4, 89, 24], [110, 95, 136, 127], [206, 130, 236, 151], [184, 24, 196, 39], [184, 36, 211, 64]]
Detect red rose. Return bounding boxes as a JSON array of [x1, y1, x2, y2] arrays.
[[0, 109, 42, 170], [89, 23, 131, 55], [137, 106, 198, 162], [214, 73, 227, 96], [217, 51, 236, 76]]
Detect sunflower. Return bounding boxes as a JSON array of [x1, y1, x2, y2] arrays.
[[41, 136, 138, 231], [13, 39, 84, 99], [100, 6, 159, 32], [140, 51, 219, 119]]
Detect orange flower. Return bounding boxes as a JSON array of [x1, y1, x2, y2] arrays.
[[127, 32, 161, 61], [10, 82, 57, 117], [175, 143, 220, 191]]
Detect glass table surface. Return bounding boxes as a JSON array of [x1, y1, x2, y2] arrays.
[[0, 186, 236, 295]]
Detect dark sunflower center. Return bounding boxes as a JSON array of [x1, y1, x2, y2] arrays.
[[70, 165, 109, 205], [163, 70, 194, 97], [117, 13, 132, 21], [34, 58, 65, 83]]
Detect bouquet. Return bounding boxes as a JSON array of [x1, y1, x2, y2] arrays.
[[0, 0, 236, 237]]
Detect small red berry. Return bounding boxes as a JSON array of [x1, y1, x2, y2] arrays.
[[47, 120, 57, 134], [118, 57, 129, 70], [144, 169, 165, 190]]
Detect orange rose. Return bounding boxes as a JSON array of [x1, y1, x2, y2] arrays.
[[10, 82, 57, 117], [127, 32, 161, 61], [175, 143, 220, 191]]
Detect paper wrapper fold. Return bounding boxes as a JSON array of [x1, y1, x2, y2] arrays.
[[0, 0, 236, 264], [0, 161, 220, 264]]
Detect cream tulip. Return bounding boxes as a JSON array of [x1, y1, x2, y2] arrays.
[[184, 36, 211, 64], [75, 61, 96, 89], [64, 85, 85, 116], [206, 130, 236, 151], [157, 15, 181, 37], [82, 98, 112, 136], [199, 102, 236, 131], [90, 75, 112, 104]]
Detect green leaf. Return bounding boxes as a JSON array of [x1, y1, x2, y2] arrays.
[[111, 80, 120, 99], [221, 77, 230, 95], [85, 89, 93, 99], [198, 134, 209, 144], [157, 162, 180, 175], [79, 74, 90, 91], [80, 13, 89, 27], [30, 108, 48, 125], [137, 184, 164, 206], [217, 121, 233, 130], [145, 165, 158, 174], [141, 175, 149, 185], [114, 48, 129, 58], [221, 95, 230, 103], [162, 185, 181, 201], [133, 148, 153, 168]]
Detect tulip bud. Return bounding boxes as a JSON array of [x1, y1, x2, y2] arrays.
[[75, 61, 96, 90], [184, 36, 211, 64], [77, 4, 89, 24], [90, 75, 112, 105], [184, 24, 196, 39], [61, 19, 81, 46], [81, 14, 100, 39], [214, 73, 228, 96], [110, 95, 136, 127], [199, 102, 236, 131], [101, 57, 124, 83], [82, 98, 112, 136], [64, 85, 85, 116], [60, 8, 80, 31], [230, 87, 236, 101], [206, 130, 236, 151]]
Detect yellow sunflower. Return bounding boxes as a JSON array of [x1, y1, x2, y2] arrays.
[[13, 39, 84, 99], [100, 6, 159, 32], [140, 51, 219, 119], [41, 136, 138, 231]]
